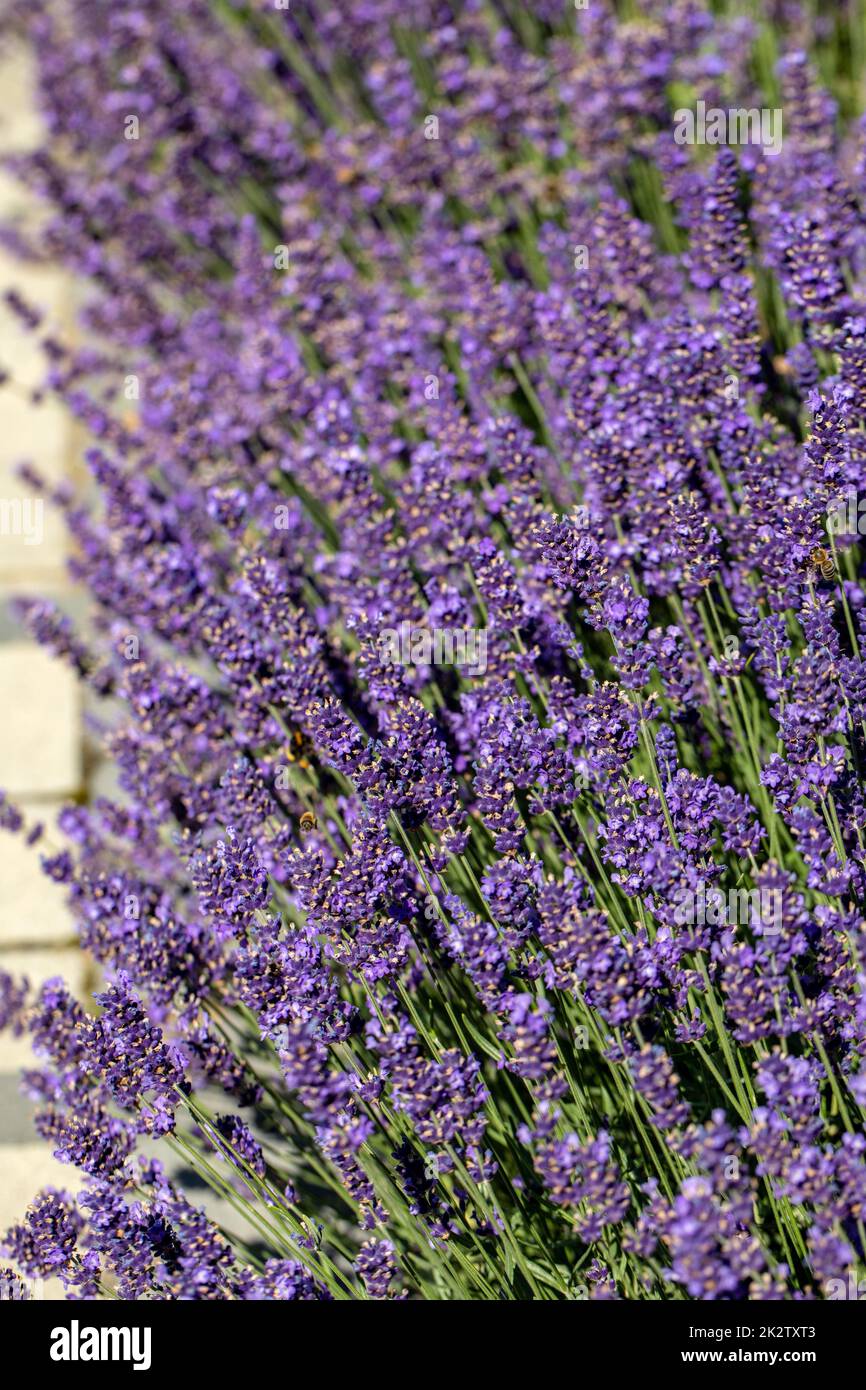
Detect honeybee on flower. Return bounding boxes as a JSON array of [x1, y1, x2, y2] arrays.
[[809, 545, 835, 580]]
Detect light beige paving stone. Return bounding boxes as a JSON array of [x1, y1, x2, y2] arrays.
[[0, 645, 81, 796], [0, 45, 42, 154], [0, 570, 70, 596], [0, 493, 68, 587], [0, 812, 72, 950], [0, 382, 70, 477]]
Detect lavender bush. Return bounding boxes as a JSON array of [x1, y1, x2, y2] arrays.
[[2, 0, 866, 1302]]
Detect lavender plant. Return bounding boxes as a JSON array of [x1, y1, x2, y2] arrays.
[[2, 0, 866, 1302]]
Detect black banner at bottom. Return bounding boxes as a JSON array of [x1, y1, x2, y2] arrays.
[[0, 1295, 857, 1376]]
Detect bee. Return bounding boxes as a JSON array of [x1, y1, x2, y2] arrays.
[[810, 546, 836, 581], [287, 729, 313, 770], [299, 811, 317, 834]]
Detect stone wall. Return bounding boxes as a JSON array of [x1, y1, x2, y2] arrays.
[[0, 45, 89, 1239]]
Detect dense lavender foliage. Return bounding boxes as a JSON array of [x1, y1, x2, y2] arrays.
[[2, 0, 866, 1301]]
